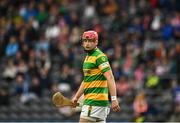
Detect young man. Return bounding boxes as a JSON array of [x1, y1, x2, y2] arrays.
[[72, 30, 120, 122]]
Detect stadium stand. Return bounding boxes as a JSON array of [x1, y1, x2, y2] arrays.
[[0, 0, 179, 122]]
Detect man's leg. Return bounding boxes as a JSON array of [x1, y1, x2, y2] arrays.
[[79, 117, 106, 123], [80, 117, 92, 122]]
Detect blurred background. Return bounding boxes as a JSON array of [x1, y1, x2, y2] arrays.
[[0, 0, 179, 122]]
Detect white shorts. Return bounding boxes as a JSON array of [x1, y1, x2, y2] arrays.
[[80, 105, 110, 122]]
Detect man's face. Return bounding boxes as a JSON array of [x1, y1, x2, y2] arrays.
[[82, 38, 98, 51]]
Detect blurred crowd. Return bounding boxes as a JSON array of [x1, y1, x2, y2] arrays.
[[0, 0, 179, 122]]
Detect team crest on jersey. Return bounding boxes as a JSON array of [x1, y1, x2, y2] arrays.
[[101, 57, 106, 61]]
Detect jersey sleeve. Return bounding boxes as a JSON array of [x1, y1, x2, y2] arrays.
[[96, 55, 111, 73]]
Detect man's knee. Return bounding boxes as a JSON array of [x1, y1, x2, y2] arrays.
[[79, 117, 94, 123], [79, 116, 105, 123]]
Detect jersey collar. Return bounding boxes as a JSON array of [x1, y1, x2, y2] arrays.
[[87, 47, 98, 55]]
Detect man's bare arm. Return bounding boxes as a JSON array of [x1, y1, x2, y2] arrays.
[[104, 70, 117, 97], [75, 81, 84, 99], [104, 70, 120, 112], [71, 81, 84, 107]]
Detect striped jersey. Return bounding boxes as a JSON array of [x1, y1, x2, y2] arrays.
[[83, 48, 111, 107]]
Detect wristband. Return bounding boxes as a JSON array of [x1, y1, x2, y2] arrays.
[[111, 96, 117, 101]]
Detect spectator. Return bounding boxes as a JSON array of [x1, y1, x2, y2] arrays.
[[5, 36, 19, 57], [145, 71, 160, 89], [36, 2, 48, 26], [29, 76, 42, 97], [14, 73, 29, 103], [134, 64, 145, 90], [133, 92, 148, 122], [116, 76, 131, 97], [3, 59, 17, 81], [0, 88, 10, 106]]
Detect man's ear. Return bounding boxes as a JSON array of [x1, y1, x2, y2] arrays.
[[80, 38, 83, 46], [95, 40, 98, 45], [81, 41, 84, 46]]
